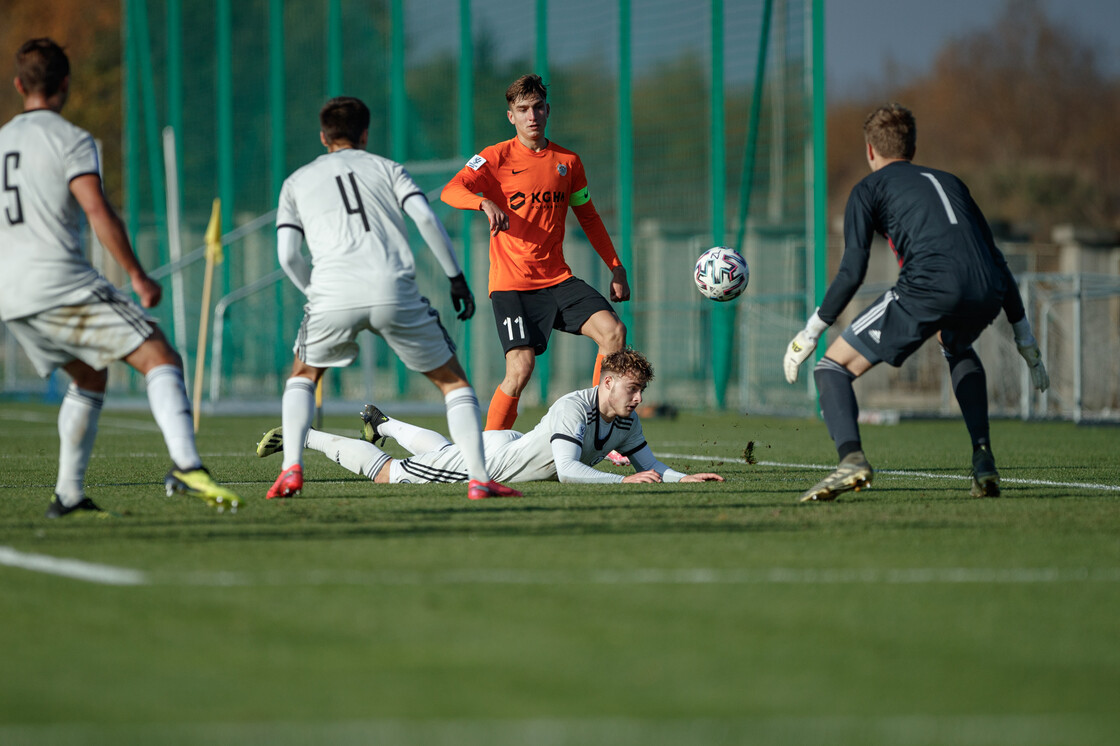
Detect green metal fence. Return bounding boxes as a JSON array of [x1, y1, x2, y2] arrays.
[[4, 0, 826, 414]]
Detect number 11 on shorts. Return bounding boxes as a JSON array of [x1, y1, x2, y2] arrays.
[[503, 315, 526, 342]]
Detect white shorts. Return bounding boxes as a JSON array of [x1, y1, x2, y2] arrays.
[[295, 297, 455, 373], [4, 280, 155, 377], [389, 430, 523, 484]]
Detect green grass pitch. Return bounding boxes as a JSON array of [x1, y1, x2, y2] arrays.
[[1, 401, 1118, 745]]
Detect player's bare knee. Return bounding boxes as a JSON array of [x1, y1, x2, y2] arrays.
[[126, 334, 182, 374], [504, 353, 534, 388], [424, 357, 471, 394], [814, 356, 857, 382], [432, 377, 472, 397], [582, 311, 626, 351], [290, 358, 324, 382], [66, 363, 108, 392], [160, 346, 184, 369], [600, 320, 627, 352], [510, 356, 535, 377]]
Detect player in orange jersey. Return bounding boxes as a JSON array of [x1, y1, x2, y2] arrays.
[[442, 74, 633, 464]]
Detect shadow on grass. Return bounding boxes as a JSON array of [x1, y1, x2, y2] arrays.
[[1, 493, 1013, 545], [4, 463, 1111, 543]]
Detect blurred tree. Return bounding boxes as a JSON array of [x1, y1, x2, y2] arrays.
[[829, 0, 1119, 239], [0, 1, 123, 204], [5, 1, 1114, 243]]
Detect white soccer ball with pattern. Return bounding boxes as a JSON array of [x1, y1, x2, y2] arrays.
[[694, 246, 749, 302]]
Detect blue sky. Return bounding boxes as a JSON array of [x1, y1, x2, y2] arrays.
[[826, 0, 1120, 96], [407, 0, 1119, 100]]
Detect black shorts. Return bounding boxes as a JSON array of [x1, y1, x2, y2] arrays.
[[841, 289, 1000, 367], [490, 277, 616, 355]]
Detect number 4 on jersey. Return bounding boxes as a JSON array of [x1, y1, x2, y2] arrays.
[[335, 172, 370, 231]]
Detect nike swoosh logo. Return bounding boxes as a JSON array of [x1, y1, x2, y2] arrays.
[[512, 168, 526, 174]]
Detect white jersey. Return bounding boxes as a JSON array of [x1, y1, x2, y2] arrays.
[[0, 110, 102, 321], [488, 387, 650, 482], [392, 387, 656, 485], [277, 149, 426, 311]]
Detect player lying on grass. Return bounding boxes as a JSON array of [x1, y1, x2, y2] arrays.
[[268, 96, 515, 502], [255, 348, 722, 494]]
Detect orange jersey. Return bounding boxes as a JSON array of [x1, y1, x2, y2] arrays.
[[442, 138, 620, 293]]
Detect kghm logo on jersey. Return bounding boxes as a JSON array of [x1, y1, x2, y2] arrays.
[[466, 154, 486, 171], [557, 163, 567, 176], [509, 190, 566, 211]]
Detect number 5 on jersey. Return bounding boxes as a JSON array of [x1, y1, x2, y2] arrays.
[[3, 152, 24, 226]]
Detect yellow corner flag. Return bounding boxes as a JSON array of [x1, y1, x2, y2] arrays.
[[193, 199, 223, 432], [204, 198, 224, 264]]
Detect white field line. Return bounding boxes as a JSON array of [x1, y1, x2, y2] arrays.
[[1, 411, 1115, 493], [660, 452, 1120, 492], [0, 475, 350, 488], [0, 545, 146, 585], [162, 567, 1120, 588], [3, 544, 1119, 587], [0, 452, 246, 460], [0, 409, 163, 432], [3, 450, 1116, 493]]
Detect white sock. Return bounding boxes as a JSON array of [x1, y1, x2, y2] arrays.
[[145, 364, 201, 470], [55, 384, 104, 506], [306, 430, 390, 480], [380, 417, 451, 455], [444, 386, 488, 482], [281, 377, 317, 470]]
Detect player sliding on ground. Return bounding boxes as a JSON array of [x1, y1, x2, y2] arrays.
[[255, 349, 723, 492], [783, 104, 1049, 503]]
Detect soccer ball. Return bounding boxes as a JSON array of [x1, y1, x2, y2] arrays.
[[694, 246, 749, 302]]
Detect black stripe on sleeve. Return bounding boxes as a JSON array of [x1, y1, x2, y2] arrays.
[[619, 441, 648, 457], [277, 223, 304, 234], [400, 190, 426, 208], [550, 434, 583, 447]]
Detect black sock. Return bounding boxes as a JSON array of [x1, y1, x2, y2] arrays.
[[814, 358, 861, 460], [946, 348, 989, 448]]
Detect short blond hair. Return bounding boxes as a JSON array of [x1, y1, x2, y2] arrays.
[[601, 348, 654, 387], [864, 103, 916, 160]]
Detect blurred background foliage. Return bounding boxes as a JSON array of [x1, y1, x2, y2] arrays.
[[1, 0, 1116, 239]]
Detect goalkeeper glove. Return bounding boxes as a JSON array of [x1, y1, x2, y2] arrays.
[[1011, 318, 1049, 392], [784, 311, 829, 384], [449, 273, 475, 321]]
